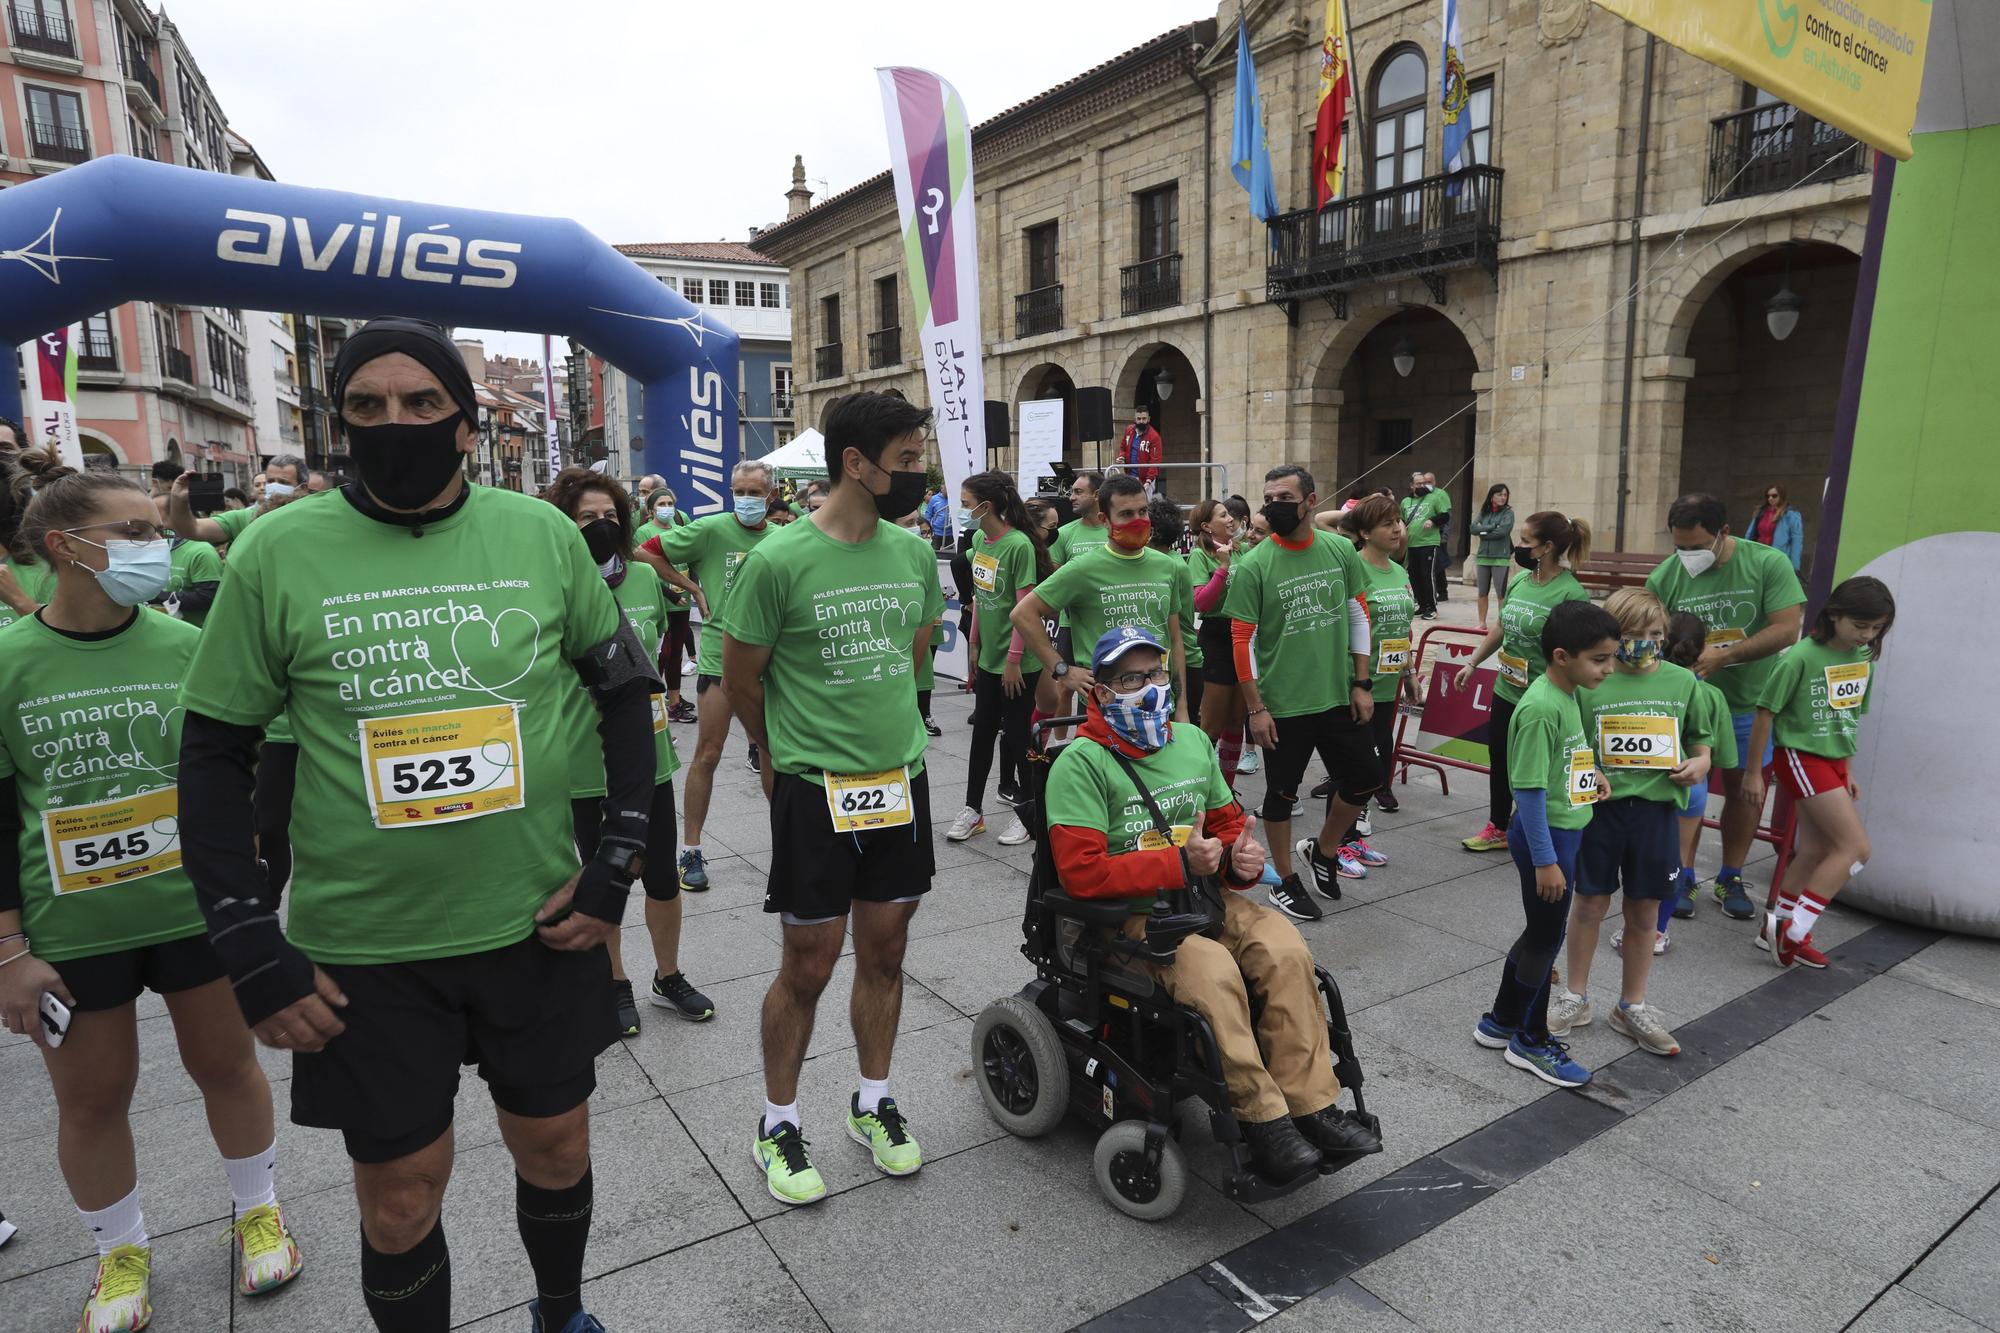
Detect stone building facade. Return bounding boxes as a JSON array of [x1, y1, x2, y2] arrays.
[[751, 0, 1871, 568]]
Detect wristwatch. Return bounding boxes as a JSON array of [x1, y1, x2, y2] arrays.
[[597, 837, 647, 882], [1052, 661, 1072, 680], [1351, 678, 1375, 694]]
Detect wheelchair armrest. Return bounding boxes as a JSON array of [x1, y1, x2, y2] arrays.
[[1042, 890, 1136, 928]]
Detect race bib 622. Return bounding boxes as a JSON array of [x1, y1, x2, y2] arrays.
[[824, 766, 913, 833]]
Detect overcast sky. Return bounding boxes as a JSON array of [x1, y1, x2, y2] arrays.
[[165, 0, 1190, 359]]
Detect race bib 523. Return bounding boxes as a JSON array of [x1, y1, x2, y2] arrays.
[[359, 704, 524, 829]]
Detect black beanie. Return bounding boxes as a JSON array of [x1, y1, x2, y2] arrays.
[[331, 317, 481, 425]]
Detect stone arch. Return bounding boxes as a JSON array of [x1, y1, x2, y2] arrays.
[[75, 427, 128, 467], [1108, 330, 1205, 412], [1303, 292, 1493, 393], [1656, 213, 1866, 359], [1014, 360, 1079, 462], [1109, 336, 1204, 482]]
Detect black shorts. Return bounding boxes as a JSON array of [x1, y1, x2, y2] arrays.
[[696, 673, 724, 696], [1260, 705, 1382, 820], [51, 932, 226, 1012], [765, 768, 935, 923], [572, 781, 681, 902], [1199, 617, 1238, 686], [1577, 797, 1681, 900], [291, 935, 614, 1163]]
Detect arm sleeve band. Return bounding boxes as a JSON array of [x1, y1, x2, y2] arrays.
[[1049, 825, 1185, 899], [1515, 788, 1558, 866], [1232, 618, 1257, 682], [1348, 597, 1371, 656], [1192, 567, 1229, 613], [568, 673, 656, 924], [178, 711, 318, 1027]]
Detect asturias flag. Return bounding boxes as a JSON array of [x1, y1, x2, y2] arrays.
[[1439, 0, 1472, 175], [1230, 24, 1280, 222], [1312, 0, 1353, 207]]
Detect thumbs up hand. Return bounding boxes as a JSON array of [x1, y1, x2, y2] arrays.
[[1229, 814, 1266, 884], [1183, 811, 1224, 877]]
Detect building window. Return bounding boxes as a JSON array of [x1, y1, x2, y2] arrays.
[[78, 313, 116, 371], [780, 283, 790, 308], [25, 86, 89, 163], [681, 279, 699, 304], [816, 294, 842, 380], [9, 0, 77, 57], [1027, 221, 1059, 290], [760, 282, 781, 308], [1136, 185, 1178, 262], [658, 275, 676, 292], [708, 279, 729, 305], [773, 365, 794, 412], [206, 322, 232, 393], [775, 427, 794, 447], [1370, 47, 1428, 192], [735, 280, 756, 307], [1463, 77, 1494, 167]]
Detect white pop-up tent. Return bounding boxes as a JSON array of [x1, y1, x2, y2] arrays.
[[760, 429, 826, 483]]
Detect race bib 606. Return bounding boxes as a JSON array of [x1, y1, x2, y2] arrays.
[[1824, 661, 1869, 710], [359, 704, 524, 829]]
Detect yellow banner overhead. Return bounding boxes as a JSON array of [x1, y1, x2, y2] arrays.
[[1592, 0, 1933, 159]]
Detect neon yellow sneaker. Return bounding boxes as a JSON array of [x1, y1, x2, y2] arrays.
[[230, 1202, 303, 1295], [846, 1095, 923, 1176], [752, 1118, 827, 1206], [78, 1244, 151, 1333]]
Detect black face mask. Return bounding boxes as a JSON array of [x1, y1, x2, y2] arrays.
[[345, 412, 466, 511], [1413, 485, 1432, 496], [1513, 544, 1540, 571], [579, 518, 622, 565], [867, 461, 929, 521], [1260, 499, 1302, 534]]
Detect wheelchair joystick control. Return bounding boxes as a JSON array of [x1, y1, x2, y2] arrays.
[[1141, 890, 1209, 964]]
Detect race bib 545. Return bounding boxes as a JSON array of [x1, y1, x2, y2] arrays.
[[43, 787, 182, 895]]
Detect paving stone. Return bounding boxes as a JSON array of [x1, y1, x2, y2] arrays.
[[901, 915, 1049, 1019], [1888, 934, 2000, 1012], [1260, 1277, 1421, 1330], [1348, 960, 1553, 1108], [611, 901, 784, 990], [1296, 902, 1500, 1013], [1848, 1283, 1997, 1333], [1903, 1196, 2000, 1328], [757, 1130, 1267, 1333], [1353, 1139, 1885, 1332]]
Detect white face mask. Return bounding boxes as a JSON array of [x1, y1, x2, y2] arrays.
[[1676, 537, 1719, 578]]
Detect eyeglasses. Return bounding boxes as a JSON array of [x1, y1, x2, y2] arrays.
[[1104, 666, 1170, 691], [64, 521, 173, 542]]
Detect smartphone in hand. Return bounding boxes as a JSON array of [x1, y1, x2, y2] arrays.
[[39, 991, 70, 1048]]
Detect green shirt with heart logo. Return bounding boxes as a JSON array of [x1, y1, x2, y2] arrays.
[[653, 513, 769, 675], [182, 486, 623, 965], [0, 610, 207, 962], [1644, 539, 1806, 714]]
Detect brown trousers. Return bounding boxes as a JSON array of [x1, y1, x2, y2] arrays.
[[1123, 890, 1341, 1124]]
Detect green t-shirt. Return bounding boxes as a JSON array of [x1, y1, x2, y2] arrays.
[[1035, 544, 1187, 669], [1507, 673, 1599, 830], [0, 611, 207, 962], [1185, 546, 1228, 626], [1402, 490, 1449, 549], [1042, 724, 1233, 913], [1758, 637, 1873, 759], [1171, 557, 1203, 670], [1358, 556, 1417, 703], [1492, 570, 1592, 705], [656, 514, 768, 674], [971, 527, 1043, 677], [163, 538, 224, 628], [1644, 539, 1805, 714], [565, 563, 683, 797], [0, 559, 56, 629], [180, 486, 623, 966], [636, 515, 693, 608], [1220, 530, 1366, 716], [1692, 678, 1738, 774], [1049, 517, 1109, 568], [210, 504, 258, 543], [722, 517, 945, 780], [1576, 661, 1711, 806]]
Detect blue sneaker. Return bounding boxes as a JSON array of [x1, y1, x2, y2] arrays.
[[527, 1300, 606, 1333], [1473, 1014, 1517, 1050], [677, 848, 709, 893], [1671, 869, 1697, 919], [1713, 873, 1755, 920], [1504, 1034, 1591, 1088]]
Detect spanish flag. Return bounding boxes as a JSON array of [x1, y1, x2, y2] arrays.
[[1312, 0, 1353, 207]]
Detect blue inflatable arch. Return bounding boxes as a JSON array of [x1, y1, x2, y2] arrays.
[[0, 156, 738, 512]]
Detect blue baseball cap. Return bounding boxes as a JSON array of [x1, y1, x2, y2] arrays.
[[1091, 625, 1166, 674]]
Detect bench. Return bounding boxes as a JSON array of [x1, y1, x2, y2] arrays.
[[1574, 551, 1666, 593]]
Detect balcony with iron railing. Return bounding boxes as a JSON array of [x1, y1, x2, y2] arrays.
[[1120, 255, 1181, 317], [867, 327, 901, 370], [124, 40, 163, 111], [161, 346, 194, 385], [814, 342, 842, 381], [1266, 165, 1502, 318], [1706, 104, 1867, 204], [773, 389, 795, 415], [8, 4, 76, 57], [1015, 283, 1064, 339], [27, 118, 90, 165], [77, 327, 117, 373]]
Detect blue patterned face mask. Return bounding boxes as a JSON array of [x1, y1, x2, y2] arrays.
[[1617, 637, 1661, 667], [1100, 683, 1172, 751]]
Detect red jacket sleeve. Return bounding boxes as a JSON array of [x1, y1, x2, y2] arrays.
[[1232, 618, 1257, 682], [1049, 825, 1184, 900]]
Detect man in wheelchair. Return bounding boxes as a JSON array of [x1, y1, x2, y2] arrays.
[[1043, 626, 1383, 1183]]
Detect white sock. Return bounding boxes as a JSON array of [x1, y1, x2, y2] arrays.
[[857, 1076, 890, 1115], [684, 843, 701, 857], [763, 1100, 800, 1134], [224, 1142, 277, 1215], [79, 1187, 147, 1254], [1787, 891, 1828, 943], [1560, 987, 1584, 1005]]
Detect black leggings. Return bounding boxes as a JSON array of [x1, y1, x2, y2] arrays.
[[662, 609, 695, 685], [1408, 548, 1440, 617], [570, 781, 681, 903], [1489, 826, 1582, 1043], [253, 740, 299, 906], [967, 668, 1035, 809], [1487, 694, 1517, 829]]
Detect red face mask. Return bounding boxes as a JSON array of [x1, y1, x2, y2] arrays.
[[1109, 518, 1152, 551]]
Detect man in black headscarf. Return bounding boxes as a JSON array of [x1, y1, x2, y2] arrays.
[[178, 318, 658, 1333]]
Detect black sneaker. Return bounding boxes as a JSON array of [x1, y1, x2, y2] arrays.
[[650, 971, 715, 1021], [1297, 838, 1342, 901], [612, 978, 640, 1038], [996, 778, 1024, 808], [1311, 777, 1332, 800], [746, 742, 762, 775], [1266, 874, 1324, 921], [923, 714, 943, 738], [1374, 786, 1401, 814]]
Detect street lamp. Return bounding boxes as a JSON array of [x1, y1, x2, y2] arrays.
[[1153, 366, 1175, 402], [1392, 338, 1416, 378], [1765, 244, 1802, 342]]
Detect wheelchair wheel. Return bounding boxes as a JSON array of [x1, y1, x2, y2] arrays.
[[1093, 1121, 1188, 1221], [971, 996, 1070, 1138]]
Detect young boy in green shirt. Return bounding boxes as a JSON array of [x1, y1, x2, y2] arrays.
[[1474, 599, 1620, 1089]]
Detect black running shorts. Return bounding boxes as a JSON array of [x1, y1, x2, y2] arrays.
[[51, 932, 227, 1012], [1260, 705, 1383, 820], [764, 768, 936, 923]]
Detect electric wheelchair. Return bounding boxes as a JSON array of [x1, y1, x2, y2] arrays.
[[970, 719, 1381, 1220]]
